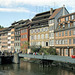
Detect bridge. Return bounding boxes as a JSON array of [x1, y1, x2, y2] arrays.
[[19, 54, 75, 64], [0, 53, 75, 65]]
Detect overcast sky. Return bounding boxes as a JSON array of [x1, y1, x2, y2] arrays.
[[0, 0, 75, 27]]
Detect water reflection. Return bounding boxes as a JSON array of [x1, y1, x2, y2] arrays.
[[0, 61, 75, 75]]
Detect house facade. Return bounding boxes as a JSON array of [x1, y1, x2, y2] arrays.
[[30, 6, 69, 48], [55, 12, 75, 56], [49, 6, 69, 47], [30, 11, 50, 48]]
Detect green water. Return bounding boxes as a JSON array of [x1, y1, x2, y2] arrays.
[[0, 61, 75, 75]]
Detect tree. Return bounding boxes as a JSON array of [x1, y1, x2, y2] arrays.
[[47, 47, 57, 55], [21, 41, 29, 53], [31, 45, 40, 53], [0, 25, 4, 29]]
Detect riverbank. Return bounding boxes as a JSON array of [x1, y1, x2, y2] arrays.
[[21, 58, 75, 71]]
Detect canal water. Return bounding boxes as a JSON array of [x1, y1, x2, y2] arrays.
[[0, 61, 75, 75]]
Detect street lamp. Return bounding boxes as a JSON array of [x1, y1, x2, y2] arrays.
[[67, 46, 69, 56]]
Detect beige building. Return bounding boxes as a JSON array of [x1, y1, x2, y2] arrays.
[[0, 28, 8, 52], [30, 6, 69, 48], [30, 10, 50, 47], [55, 12, 75, 56]]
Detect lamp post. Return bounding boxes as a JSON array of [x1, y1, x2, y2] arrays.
[[67, 46, 69, 56]]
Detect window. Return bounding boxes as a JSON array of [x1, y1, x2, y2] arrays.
[[38, 29, 40, 32], [11, 41, 14, 43], [41, 34, 44, 39], [31, 30, 33, 34], [49, 26, 54, 31], [56, 33, 58, 37], [38, 42, 40, 45], [45, 27, 48, 31], [56, 40, 58, 44], [42, 41, 44, 47], [73, 22, 75, 27], [65, 39, 68, 44], [46, 42, 48, 46], [65, 17, 68, 21], [34, 29, 36, 33], [52, 40, 54, 45], [49, 19, 54, 24], [62, 31, 64, 36], [31, 35, 34, 40], [51, 33, 54, 37], [11, 36, 14, 39], [34, 35, 36, 40], [71, 15, 74, 20], [49, 40, 51, 45], [59, 40, 61, 44], [73, 30, 75, 35], [59, 19, 61, 22], [59, 32, 61, 37], [63, 24, 65, 28], [73, 39, 75, 44], [68, 23, 70, 28], [69, 39, 71, 44], [66, 49, 68, 55], [11, 31, 14, 34], [45, 34, 48, 39], [69, 30, 71, 36], [65, 31, 68, 36], [62, 39, 64, 44], [49, 33, 51, 37], [38, 35, 40, 39], [71, 49, 73, 55]]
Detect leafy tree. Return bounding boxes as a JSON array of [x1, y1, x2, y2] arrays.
[[47, 47, 57, 55], [21, 41, 29, 53], [31, 45, 40, 53], [0, 25, 4, 29], [31, 46, 57, 55]]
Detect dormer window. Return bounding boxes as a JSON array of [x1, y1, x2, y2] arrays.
[[49, 19, 54, 24]]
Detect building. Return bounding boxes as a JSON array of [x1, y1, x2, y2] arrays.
[[11, 19, 30, 53], [30, 10, 50, 48], [48, 6, 69, 47], [55, 12, 75, 56], [0, 28, 8, 52], [30, 6, 69, 48], [20, 19, 30, 53]]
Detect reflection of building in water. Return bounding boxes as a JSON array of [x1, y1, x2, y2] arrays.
[[20, 61, 31, 72], [57, 68, 74, 75]]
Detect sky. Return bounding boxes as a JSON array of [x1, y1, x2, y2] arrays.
[[0, 0, 75, 27]]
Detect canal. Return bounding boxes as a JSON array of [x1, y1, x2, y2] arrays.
[[0, 61, 75, 75]]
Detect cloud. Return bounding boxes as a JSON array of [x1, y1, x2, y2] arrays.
[[0, 0, 75, 7], [0, 7, 36, 13], [0, 0, 75, 12]]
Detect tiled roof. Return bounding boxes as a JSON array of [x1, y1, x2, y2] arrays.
[[59, 12, 75, 19], [49, 7, 62, 19]]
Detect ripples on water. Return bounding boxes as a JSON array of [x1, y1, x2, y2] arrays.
[[0, 61, 75, 75]]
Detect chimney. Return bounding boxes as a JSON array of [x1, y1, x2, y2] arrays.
[[63, 5, 65, 16], [50, 8, 53, 15]]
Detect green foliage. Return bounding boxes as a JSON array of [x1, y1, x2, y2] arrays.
[[21, 41, 29, 53], [47, 47, 57, 55], [31, 45, 40, 52], [31, 46, 57, 55], [0, 25, 4, 29]]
